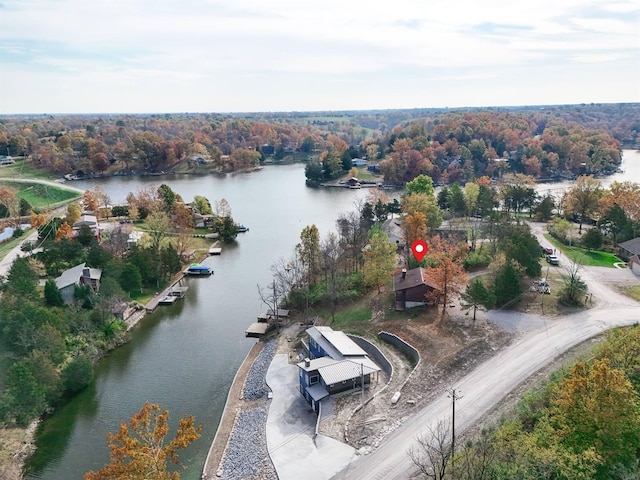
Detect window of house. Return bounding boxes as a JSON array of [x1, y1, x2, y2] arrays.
[[310, 374, 319, 385]]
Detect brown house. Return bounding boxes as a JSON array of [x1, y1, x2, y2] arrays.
[[393, 267, 440, 310]]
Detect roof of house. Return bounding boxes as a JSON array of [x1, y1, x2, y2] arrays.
[[55, 263, 86, 289], [306, 384, 330, 402], [619, 237, 640, 255], [307, 326, 368, 358], [55, 263, 102, 289], [317, 359, 380, 385], [73, 215, 98, 227], [393, 267, 440, 292]]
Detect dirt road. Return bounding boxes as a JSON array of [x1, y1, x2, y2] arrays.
[[332, 223, 640, 480]]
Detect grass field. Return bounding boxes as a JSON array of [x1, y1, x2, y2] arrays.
[[0, 181, 81, 212], [544, 234, 620, 267], [0, 157, 57, 180]]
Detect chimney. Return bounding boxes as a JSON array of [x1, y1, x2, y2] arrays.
[[304, 358, 311, 367], [401, 268, 407, 279]]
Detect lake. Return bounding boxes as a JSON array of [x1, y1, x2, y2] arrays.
[[25, 150, 639, 479]]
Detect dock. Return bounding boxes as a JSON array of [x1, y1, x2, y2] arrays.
[[245, 322, 275, 338], [146, 284, 190, 312], [209, 240, 222, 255], [159, 295, 178, 305]]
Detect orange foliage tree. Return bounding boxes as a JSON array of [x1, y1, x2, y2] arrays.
[[425, 235, 468, 319], [55, 222, 74, 242], [84, 402, 201, 480]]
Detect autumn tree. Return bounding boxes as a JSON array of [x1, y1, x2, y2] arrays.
[[363, 229, 397, 293], [83, 190, 99, 213], [401, 193, 442, 231], [564, 175, 603, 233], [55, 221, 74, 242], [425, 235, 468, 318], [296, 224, 321, 287], [554, 359, 640, 477], [0, 187, 20, 223], [65, 202, 82, 225], [91, 152, 109, 174], [84, 402, 201, 480]]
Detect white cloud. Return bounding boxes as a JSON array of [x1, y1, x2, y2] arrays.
[[0, 0, 638, 113]]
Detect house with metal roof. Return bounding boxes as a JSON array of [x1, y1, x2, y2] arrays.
[[55, 263, 102, 304], [297, 326, 381, 413]]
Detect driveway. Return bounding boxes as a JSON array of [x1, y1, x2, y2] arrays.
[[265, 354, 357, 480]]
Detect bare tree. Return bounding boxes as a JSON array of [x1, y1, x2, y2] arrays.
[[408, 420, 452, 480], [321, 232, 343, 323], [559, 256, 588, 306], [457, 429, 498, 480]]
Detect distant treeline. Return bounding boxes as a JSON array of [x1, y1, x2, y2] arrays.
[[0, 104, 637, 184]]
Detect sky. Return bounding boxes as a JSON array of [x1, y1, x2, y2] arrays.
[[0, 0, 639, 114]]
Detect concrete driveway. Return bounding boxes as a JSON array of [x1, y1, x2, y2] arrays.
[[265, 354, 358, 480]]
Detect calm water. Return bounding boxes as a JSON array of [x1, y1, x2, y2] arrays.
[[26, 163, 367, 479], [25, 151, 639, 479]]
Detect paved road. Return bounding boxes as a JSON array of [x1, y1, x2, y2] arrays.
[[332, 224, 640, 480], [0, 230, 39, 278]]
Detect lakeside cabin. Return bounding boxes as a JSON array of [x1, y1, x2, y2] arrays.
[[185, 264, 213, 275]]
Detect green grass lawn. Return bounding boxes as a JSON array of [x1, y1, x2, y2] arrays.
[[0, 157, 57, 180], [544, 234, 621, 267], [0, 229, 35, 259], [13, 182, 81, 209]]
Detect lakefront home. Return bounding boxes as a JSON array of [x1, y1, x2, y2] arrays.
[[55, 263, 102, 304], [297, 326, 381, 413]]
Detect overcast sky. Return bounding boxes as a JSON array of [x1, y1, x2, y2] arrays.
[[0, 0, 638, 114]]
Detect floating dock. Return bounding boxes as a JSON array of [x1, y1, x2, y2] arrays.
[[209, 240, 222, 255]]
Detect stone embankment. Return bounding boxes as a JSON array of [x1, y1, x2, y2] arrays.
[[203, 339, 278, 480]]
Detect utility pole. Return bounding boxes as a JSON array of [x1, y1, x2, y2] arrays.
[[447, 388, 462, 477]]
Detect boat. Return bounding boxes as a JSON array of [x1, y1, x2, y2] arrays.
[[236, 225, 249, 233], [185, 264, 213, 275]]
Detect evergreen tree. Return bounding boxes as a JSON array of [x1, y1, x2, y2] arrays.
[[44, 279, 65, 306], [493, 260, 521, 306]]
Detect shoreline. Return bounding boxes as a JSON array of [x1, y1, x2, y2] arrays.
[[202, 340, 266, 478]]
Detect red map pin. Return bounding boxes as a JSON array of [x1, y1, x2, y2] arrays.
[[411, 240, 428, 262]]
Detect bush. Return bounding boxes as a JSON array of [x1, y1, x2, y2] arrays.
[[62, 356, 94, 393], [464, 250, 491, 270]]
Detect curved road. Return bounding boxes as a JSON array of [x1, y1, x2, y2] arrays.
[[332, 224, 639, 480]]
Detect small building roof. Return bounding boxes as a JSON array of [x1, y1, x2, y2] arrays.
[[318, 359, 380, 385], [55, 263, 86, 289], [307, 326, 367, 359], [307, 384, 330, 402], [619, 237, 640, 256], [393, 267, 440, 292], [73, 215, 98, 227], [297, 356, 339, 372]]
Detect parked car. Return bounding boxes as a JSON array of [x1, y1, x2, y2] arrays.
[[541, 246, 554, 255], [546, 254, 559, 265]]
